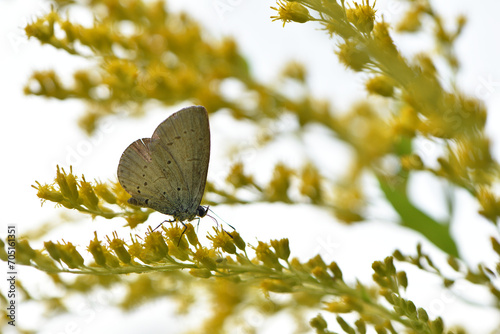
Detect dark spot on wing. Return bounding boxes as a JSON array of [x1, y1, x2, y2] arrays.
[[175, 136, 181, 139], [145, 199, 149, 205], [144, 182, 148, 186]]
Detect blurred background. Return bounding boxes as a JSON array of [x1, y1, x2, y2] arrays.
[[1, 0, 500, 333]]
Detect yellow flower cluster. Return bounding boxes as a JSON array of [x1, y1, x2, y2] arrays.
[[9, 0, 500, 333], [32, 165, 152, 227]]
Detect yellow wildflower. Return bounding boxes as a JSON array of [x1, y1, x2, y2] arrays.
[[346, 0, 377, 33], [271, 1, 312, 27]]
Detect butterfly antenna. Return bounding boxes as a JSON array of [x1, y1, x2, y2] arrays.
[[208, 208, 235, 231]]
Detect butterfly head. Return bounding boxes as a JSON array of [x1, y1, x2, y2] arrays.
[[197, 205, 209, 218]]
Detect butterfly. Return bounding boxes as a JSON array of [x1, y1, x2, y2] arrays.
[[117, 106, 210, 229]]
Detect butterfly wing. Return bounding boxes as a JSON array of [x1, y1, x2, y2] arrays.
[[149, 106, 210, 220], [117, 138, 178, 216]]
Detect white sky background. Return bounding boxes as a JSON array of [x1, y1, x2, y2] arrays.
[[1, 0, 500, 333]]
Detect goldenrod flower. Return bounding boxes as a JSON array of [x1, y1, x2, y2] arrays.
[[392, 106, 420, 137], [193, 247, 218, 271], [59, 241, 84, 268], [261, 278, 294, 293], [477, 188, 500, 222], [396, 4, 425, 32], [32, 251, 60, 272], [373, 21, 398, 55], [124, 211, 150, 229], [128, 239, 149, 264], [17, 239, 37, 265], [56, 166, 80, 205], [88, 232, 106, 266], [265, 163, 294, 203], [103, 250, 120, 268], [271, 1, 312, 27], [312, 266, 333, 284], [328, 261, 343, 280], [184, 223, 200, 246], [44, 241, 62, 262], [346, 0, 377, 33], [255, 241, 282, 270], [397, 271, 408, 289], [491, 237, 500, 256], [310, 314, 328, 330], [143, 231, 169, 261], [365, 75, 395, 97], [324, 297, 359, 313], [208, 227, 237, 254], [108, 232, 131, 264], [79, 176, 99, 211], [228, 231, 246, 251], [281, 61, 307, 82], [94, 182, 117, 204], [189, 268, 212, 278], [299, 163, 323, 204], [337, 40, 370, 71], [32, 181, 64, 204], [226, 162, 254, 188], [270, 238, 290, 261], [307, 254, 327, 270]]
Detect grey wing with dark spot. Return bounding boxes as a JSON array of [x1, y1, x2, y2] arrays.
[[117, 138, 177, 215], [149, 106, 210, 215]]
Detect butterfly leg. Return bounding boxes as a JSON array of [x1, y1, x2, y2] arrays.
[[152, 219, 175, 232], [178, 221, 188, 246]]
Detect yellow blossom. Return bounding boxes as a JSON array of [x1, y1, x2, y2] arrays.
[[346, 0, 377, 33], [299, 163, 323, 204], [143, 231, 169, 262], [193, 247, 218, 270], [271, 1, 312, 27], [208, 227, 237, 254], [107, 232, 131, 264], [477, 188, 500, 223], [88, 232, 106, 266], [265, 163, 294, 203], [337, 40, 370, 71], [270, 238, 290, 261], [261, 279, 294, 293], [79, 176, 99, 211], [254, 241, 282, 270], [365, 75, 395, 97]]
